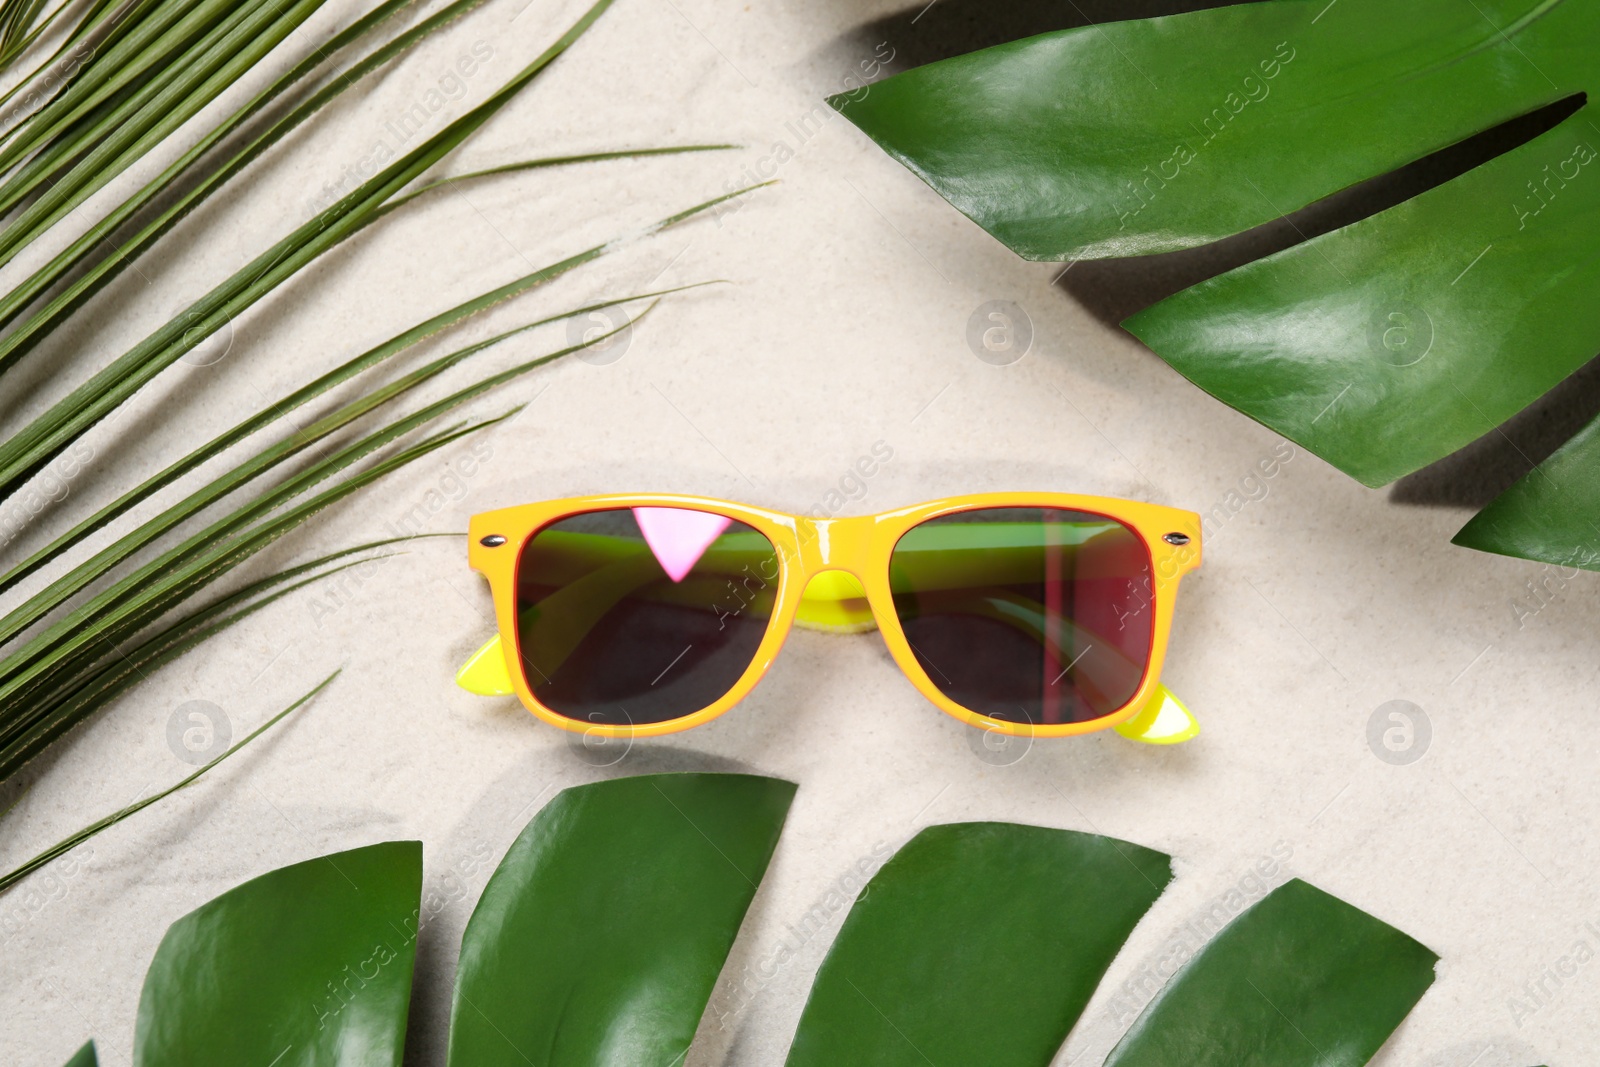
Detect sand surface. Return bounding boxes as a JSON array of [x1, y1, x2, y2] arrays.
[[2, 1, 1595, 1064]]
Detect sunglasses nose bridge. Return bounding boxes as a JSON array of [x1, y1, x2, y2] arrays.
[[793, 515, 875, 577]]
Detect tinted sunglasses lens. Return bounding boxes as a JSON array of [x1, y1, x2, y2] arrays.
[[889, 507, 1154, 726], [513, 507, 779, 726]]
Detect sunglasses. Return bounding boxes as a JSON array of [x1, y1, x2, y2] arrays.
[[456, 493, 1202, 742]]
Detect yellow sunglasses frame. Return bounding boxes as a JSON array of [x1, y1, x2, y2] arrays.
[[463, 492, 1202, 741]]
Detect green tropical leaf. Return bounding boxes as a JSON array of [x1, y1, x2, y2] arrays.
[[0, 670, 339, 893], [1120, 104, 1600, 489], [0, 17, 97, 113], [0, 0, 208, 163], [15, 0, 129, 65], [1453, 413, 1600, 566], [830, 0, 1600, 569], [0, 273, 703, 635], [788, 829, 1437, 1066], [59, 1040, 96, 1067], [132, 840, 423, 1065], [0, 162, 730, 601], [0, 537, 414, 784], [0, 0, 53, 68], [40, 788, 1461, 1065], [0, 227, 741, 783], [0, 287, 692, 777], [830, 0, 1587, 259], [1103, 878, 1437, 1066], [0, 0, 328, 235], [389, 143, 736, 207], [0, 0, 760, 794], [0, 0, 617, 497], [0, 414, 504, 777], [53, 774, 795, 1066], [448, 773, 797, 1066], [786, 822, 1172, 1067], [790, 825, 1177, 1067], [0, 178, 745, 657], [0, 0, 424, 364]]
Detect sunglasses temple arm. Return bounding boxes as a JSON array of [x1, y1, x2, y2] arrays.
[[1114, 684, 1199, 744], [457, 632, 516, 695]]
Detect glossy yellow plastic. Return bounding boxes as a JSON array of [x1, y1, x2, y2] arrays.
[[1112, 685, 1200, 744], [463, 493, 1202, 740]]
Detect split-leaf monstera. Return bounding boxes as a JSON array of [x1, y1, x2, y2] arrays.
[[830, 0, 1600, 570], [786, 822, 1176, 1067], [40, 771, 1510, 1067]]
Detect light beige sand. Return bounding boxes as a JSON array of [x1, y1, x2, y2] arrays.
[[1, 1, 1593, 1064]]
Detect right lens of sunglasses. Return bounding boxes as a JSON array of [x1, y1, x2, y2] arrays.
[[513, 507, 779, 727], [888, 507, 1155, 726]]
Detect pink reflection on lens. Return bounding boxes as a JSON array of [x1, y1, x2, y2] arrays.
[[632, 507, 733, 582]]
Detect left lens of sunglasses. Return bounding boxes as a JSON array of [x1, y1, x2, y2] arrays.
[[512, 507, 780, 726]]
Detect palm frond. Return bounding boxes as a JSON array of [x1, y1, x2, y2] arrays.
[[0, 0, 753, 837], [0, 171, 734, 600], [0, 0, 617, 498], [0, 669, 340, 894], [0, 0, 453, 370]]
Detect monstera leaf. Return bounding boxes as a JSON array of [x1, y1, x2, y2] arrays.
[[1099, 878, 1436, 1066], [44, 773, 1478, 1067], [786, 822, 1174, 1066], [133, 841, 425, 1063], [59, 1043, 96, 1067], [445, 773, 796, 1065], [72, 773, 796, 1067], [787, 827, 1437, 1067], [831, 0, 1600, 570]]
